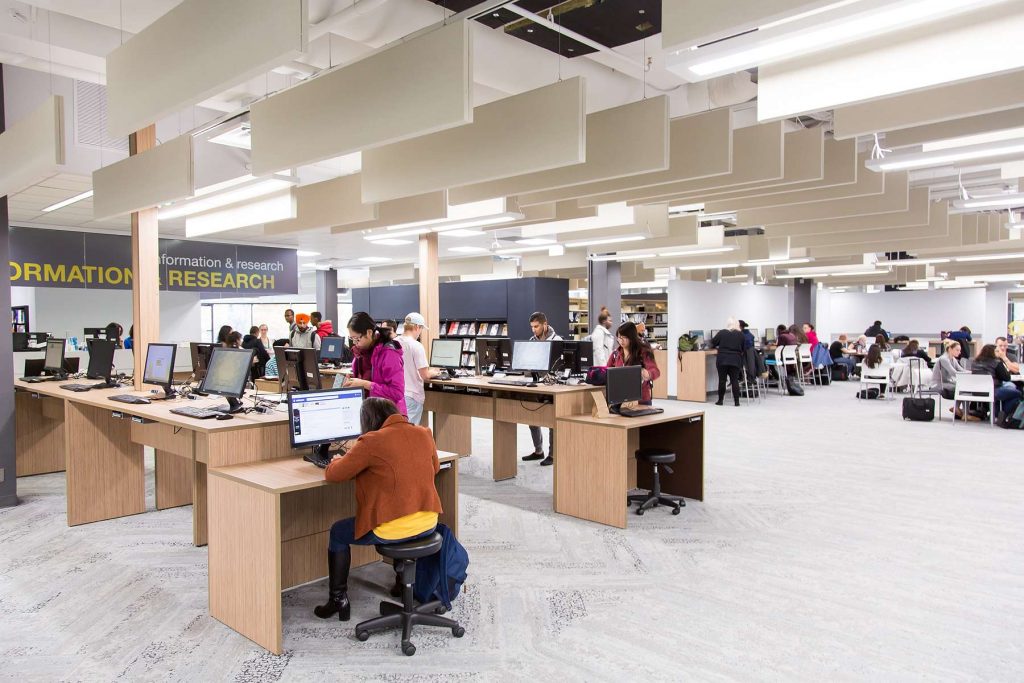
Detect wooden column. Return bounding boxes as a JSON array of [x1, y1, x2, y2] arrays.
[[129, 125, 160, 390], [418, 232, 439, 357]]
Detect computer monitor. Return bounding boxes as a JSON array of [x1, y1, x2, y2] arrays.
[[143, 343, 177, 396], [12, 332, 28, 351], [477, 338, 512, 373], [765, 328, 777, 343], [83, 327, 105, 339], [43, 338, 66, 376], [277, 347, 321, 392], [28, 332, 49, 345], [85, 338, 117, 387], [430, 339, 463, 370], [511, 340, 552, 381], [561, 340, 594, 375], [320, 337, 345, 365], [190, 342, 214, 382], [710, 329, 721, 339], [287, 387, 363, 450], [198, 347, 254, 413], [606, 365, 642, 411]]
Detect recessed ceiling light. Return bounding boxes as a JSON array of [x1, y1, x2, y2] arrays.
[[493, 12, 500, 16], [358, 257, 392, 263], [41, 190, 93, 213], [296, 250, 320, 257], [527, 28, 534, 32]]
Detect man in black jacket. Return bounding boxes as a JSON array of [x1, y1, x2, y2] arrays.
[[242, 326, 271, 378], [864, 321, 889, 341]]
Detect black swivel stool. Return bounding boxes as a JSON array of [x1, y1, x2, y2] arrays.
[[628, 448, 686, 516], [355, 531, 465, 656]]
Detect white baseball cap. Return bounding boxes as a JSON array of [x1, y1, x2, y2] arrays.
[[404, 312, 426, 326]]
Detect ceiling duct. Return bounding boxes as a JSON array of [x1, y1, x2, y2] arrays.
[[707, 72, 757, 108]]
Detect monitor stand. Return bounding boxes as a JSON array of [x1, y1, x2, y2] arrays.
[[94, 376, 119, 388], [215, 397, 244, 414], [531, 371, 542, 383]]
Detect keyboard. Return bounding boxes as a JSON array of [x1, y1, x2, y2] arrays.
[[169, 406, 222, 419], [490, 378, 537, 387], [617, 406, 665, 418], [20, 376, 59, 383], [108, 394, 152, 405], [304, 452, 332, 469], [60, 383, 106, 392]]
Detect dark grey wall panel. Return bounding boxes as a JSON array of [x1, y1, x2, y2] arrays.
[[1, 66, 16, 507], [440, 280, 508, 320]]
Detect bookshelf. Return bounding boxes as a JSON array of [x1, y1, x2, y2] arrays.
[[11, 305, 29, 334], [568, 296, 589, 340], [621, 294, 668, 345], [438, 318, 509, 369]]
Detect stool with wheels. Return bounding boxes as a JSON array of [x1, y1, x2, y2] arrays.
[[354, 532, 465, 656], [627, 448, 685, 516]]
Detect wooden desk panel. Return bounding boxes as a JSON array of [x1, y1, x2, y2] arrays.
[[653, 349, 669, 400], [15, 391, 65, 476]]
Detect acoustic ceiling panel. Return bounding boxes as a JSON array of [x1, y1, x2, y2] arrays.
[[331, 190, 448, 233], [0, 95, 64, 198], [93, 134, 193, 220], [360, 77, 585, 204], [738, 172, 909, 226], [883, 108, 1024, 148], [106, 0, 306, 138], [447, 96, 668, 206], [516, 107, 732, 207], [775, 186, 928, 239], [263, 175, 375, 235], [576, 120, 783, 207], [808, 211, 960, 258], [661, 0, 832, 50], [758, 2, 1024, 122], [251, 20, 471, 176]]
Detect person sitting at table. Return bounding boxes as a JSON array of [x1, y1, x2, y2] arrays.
[[862, 344, 888, 397], [216, 325, 233, 346], [739, 320, 756, 350], [225, 331, 243, 348], [946, 326, 973, 344], [874, 334, 889, 351], [242, 326, 271, 378], [802, 323, 820, 347], [777, 324, 798, 347], [973, 344, 1022, 420], [864, 320, 889, 341], [315, 397, 443, 622], [902, 339, 933, 369], [607, 321, 661, 405], [263, 339, 288, 378], [932, 339, 966, 397], [830, 334, 858, 377], [996, 336, 1020, 375]]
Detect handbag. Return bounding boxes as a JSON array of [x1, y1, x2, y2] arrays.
[[902, 397, 935, 421], [585, 366, 607, 386]]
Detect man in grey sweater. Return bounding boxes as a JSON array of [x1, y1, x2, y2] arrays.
[[521, 312, 561, 467]]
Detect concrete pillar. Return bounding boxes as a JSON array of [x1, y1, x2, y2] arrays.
[[588, 259, 621, 333], [315, 268, 339, 331], [0, 65, 15, 508], [792, 279, 813, 326]]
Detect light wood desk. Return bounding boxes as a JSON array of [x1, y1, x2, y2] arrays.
[[555, 402, 705, 528], [652, 348, 669, 400], [207, 451, 461, 654], [15, 389, 66, 476], [677, 350, 718, 402], [424, 376, 593, 480], [13, 380, 296, 545]]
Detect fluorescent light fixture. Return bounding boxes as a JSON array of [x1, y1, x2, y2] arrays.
[[742, 257, 811, 266], [208, 122, 251, 150], [440, 229, 486, 237], [365, 227, 431, 241], [300, 262, 318, 269], [564, 235, 646, 248], [41, 189, 93, 213], [923, 127, 1024, 152], [776, 272, 826, 279], [358, 256, 393, 264], [660, 246, 737, 257], [620, 280, 668, 289], [589, 245, 737, 263], [954, 252, 1024, 262], [185, 188, 296, 237], [431, 214, 520, 232], [957, 272, 1024, 283], [674, 263, 740, 271], [952, 192, 1024, 210], [916, 276, 946, 282], [875, 257, 951, 266], [828, 270, 891, 277], [493, 245, 560, 256], [161, 176, 295, 220], [368, 238, 414, 246], [515, 238, 556, 246], [590, 253, 657, 262], [448, 246, 489, 254], [668, 202, 704, 214], [867, 140, 1024, 173], [296, 250, 320, 257]]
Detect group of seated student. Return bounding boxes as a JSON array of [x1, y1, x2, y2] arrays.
[[829, 335, 860, 376], [930, 337, 1022, 420], [901, 339, 933, 368]]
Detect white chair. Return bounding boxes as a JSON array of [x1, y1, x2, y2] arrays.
[[859, 363, 892, 400], [797, 343, 819, 387], [780, 345, 802, 387], [770, 346, 788, 395], [952, 374, 996, 425]]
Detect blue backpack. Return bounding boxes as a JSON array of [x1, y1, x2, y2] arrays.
[[414, 523, 469, 609]]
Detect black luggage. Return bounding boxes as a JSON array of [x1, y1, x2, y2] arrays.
[[902, 397, 935, 421], [787, 382, 805, 396]]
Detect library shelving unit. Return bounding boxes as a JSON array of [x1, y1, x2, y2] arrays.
[[11, 305, 29, 334], [568, 296, 589, 340], [438, 318, 509, 369], [621, 294, 669, 346]]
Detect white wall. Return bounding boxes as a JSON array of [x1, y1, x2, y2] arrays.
[[813, 286, 832, 343], [984, 284, 1012, 343], [667, 280, 791, 395], [14, 287, 202, 345], [825, 288, 986, 340]]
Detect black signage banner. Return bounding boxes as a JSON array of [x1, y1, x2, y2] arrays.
[[9, 227, 298, 294]]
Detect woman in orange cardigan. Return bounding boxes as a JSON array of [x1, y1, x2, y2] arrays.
[[314, 397, 443, 622]]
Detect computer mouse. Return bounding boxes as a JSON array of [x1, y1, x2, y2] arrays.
[[215, 413, 234, 420]]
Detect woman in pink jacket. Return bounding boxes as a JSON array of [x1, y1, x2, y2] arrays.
[[607, 321, 661, 405], [343, 312, 407, 416]]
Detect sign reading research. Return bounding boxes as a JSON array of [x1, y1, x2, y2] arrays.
[[9, 227, 298, 294]]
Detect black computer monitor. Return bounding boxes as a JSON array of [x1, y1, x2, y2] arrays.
[[561, 340, 594, 375], [320, 337, 345, 365], [765, 328, 777, 343], [606, 365, 642, 411], [277, 347, 321, 392], [143, 343, 177, 396], [287, 387, 363, 450], [511, 340, 552, 381], [43, 338, 66, 376], [190, 342, 214, 382], [83, 327, 105, 339], [12, 332, 28, 351], [86, 338, 117, 387], [28, 332, 49, 345], [198, 347, 254, 413], [430, 339, 463, 371], [477, 338, 512, 373]]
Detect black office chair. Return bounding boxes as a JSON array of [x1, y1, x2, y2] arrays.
[[354, 532, 465, 656], [628, 448, 685, 516]]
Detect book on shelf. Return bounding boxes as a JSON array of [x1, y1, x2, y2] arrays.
[[469, 339, 477, 352], [458, 322, 471, 335], [500, 323, 508, 336], [447, 321, 460, 335], [488, 323, 500, 336], [461, 352, 471, 367]]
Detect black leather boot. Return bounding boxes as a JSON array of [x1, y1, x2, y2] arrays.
[[313, 549, 351, 621]]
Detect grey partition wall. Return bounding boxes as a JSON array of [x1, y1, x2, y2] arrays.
[[352, 284, 419, 323], [506, 277, 570, 340]]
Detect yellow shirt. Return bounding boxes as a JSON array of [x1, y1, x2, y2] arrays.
[[373, 511, 438, 541]]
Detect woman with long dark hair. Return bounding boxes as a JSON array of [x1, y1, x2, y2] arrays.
[[973, 343, 1022, 419], [216, 325, 233, 346], [607, 321, 661, 405], [343, 312, 407, 415]]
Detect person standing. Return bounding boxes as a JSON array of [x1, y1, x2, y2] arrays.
[[258, 323, 271, 348], [343, 312, 407, 416], [216, 325, 233, 346], [591, 311, 614, 366], [290, 314, 321, 350], [864, 320, 889, 341], [284, 308, 297, 337], [522, 312, 561, 467], [739, 320, 755, 350], [710, 319, 745, 406], [311, 311, 334, 340], [608, 321, 661, 404], [242, 326, 271, 378], [396, 312, 439, 426]]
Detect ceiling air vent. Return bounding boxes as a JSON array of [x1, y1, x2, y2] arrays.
[[74, 80, 129, 153]]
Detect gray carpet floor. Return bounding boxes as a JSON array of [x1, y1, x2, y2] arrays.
[[2, 382, 1023, 681]]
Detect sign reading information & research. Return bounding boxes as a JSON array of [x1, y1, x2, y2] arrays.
[[9, 227, 299, 294]]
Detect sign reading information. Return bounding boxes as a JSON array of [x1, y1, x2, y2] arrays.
[[9, 227, 298, 294]]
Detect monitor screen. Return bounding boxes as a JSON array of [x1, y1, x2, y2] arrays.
[[765, 328, 777, 342], [143, 343, 176, 387], [43, 339, 65, 372], [320, 337, 345, 361], [561, 341, 594, 373], [430, 339, 463, 368], [190, 342, 214, 379], [86, 338, 116, 380], [288, 388, 364, 448], [511, 340, 551, 372], [199, 347, 254, 399], [607, 365, 643, 406]]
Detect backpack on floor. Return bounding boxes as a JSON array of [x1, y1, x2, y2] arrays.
[[902, 397, 935, 421], [816, 370, 831, 385], [787, 382, 805, 396], [831, 364, 849, 381], [857, 388, 880, 399]]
